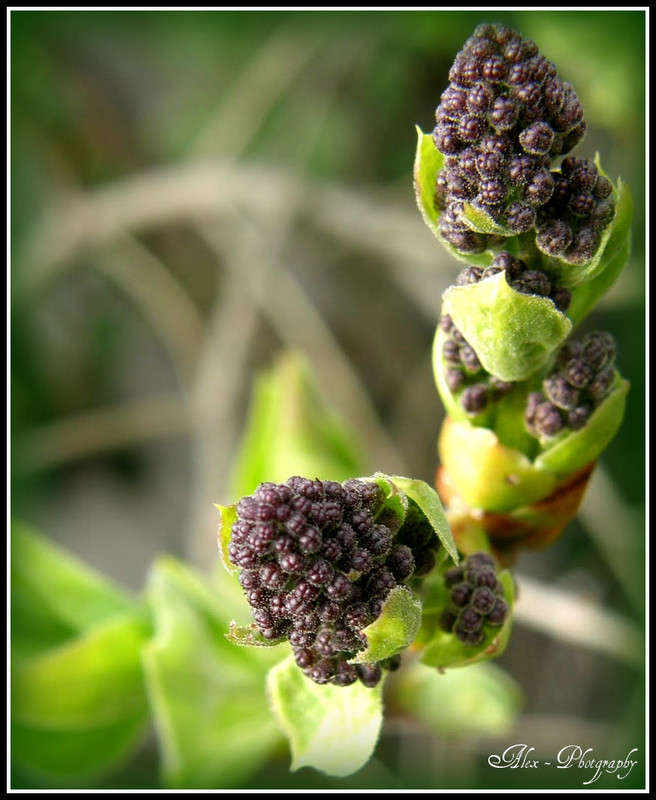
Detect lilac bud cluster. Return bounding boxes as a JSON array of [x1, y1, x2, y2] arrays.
[[229, 477, 440, 687], [439, 552, 509, 646], [455, 251, 572, 313], [536, 157, 616, 264], [434, 23, 587, 254], [440, 313, 514, 416], [525, 331, 617, 439]]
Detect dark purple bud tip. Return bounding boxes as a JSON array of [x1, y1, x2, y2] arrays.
[[534, 400, 565, 438], [471, 586, 497, 615], [565, 358, 594, 390], [461, 383, 489, 415], [587, 364, 615, 405], [506, 202, 536, 233], [486, 598, 509, 626], [412, 547, 437, 578], [460, 345, 483, 375], [331, 661, 358, 687], [544, 375, 580, 410], [583, 331, 616, 372], [456, 628, 485, 646], [356, 663, 383, 688], [568, 404, 592, 431], [550, 286, 572, 313], [444, 565, 465, 587], [440, 607, 458, 633], [451, 582, 473, 608], [465, 552, 496, 569], [519, 122, 555, 155], [457, 607, 484, 635]]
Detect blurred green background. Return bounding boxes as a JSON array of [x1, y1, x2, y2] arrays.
[[10, 8, 646, 790]]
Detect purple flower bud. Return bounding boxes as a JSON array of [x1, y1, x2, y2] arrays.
[[467, 82, 495, 113], [490, 96, 519, 131], [536, 218, 573, 256], [506, 201, 536, 233], [544, 375, 579, 410], [534, 401, 565, 438], [482, 55, 506, 82], [583, 331, 616, 372], [461, 383, 489, 415], [471, 586, 497, 615], [479, 178, 507, 205], [451, 582, 473, 607], [519, 121, 555, 155]]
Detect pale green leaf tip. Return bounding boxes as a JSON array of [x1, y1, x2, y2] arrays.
[[384, 474, 459, 564], [226, 620, 287, 648], [217, 503, 238, 575], [443, 273, 572, 382], [352, 585, 422, 663], [267, 655, 384, 778], [461, 202, 514, 237]]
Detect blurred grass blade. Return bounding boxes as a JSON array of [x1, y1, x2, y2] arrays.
[[229, 351, 366, 501], [141, 556, 283, 789]]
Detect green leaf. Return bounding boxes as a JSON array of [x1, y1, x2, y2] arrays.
[[216, 502, 238, 576], [535, 377, 630, 478], [11, 717, 148, 785], [352, 586, 422, 664], [413, 125, 444, 240], [11, 614, 150, 784], [393, 660, 522, 738], [226, 621, 287, 648], [384, 475, 458, 563], [141, 556, 283, 789], [11, 521, 141, 657], [413, 127, 494, 268], [420, 571, 515, 670], [12, 616, 149, 727], [438, 417, 557, 513], [10, 523, 151, 784], [229, 352, 365, 501], [443, 272, 572, 382], [461, 202, 515, 237], [266, 655, 384, 778], [369, 472, 408, 529]]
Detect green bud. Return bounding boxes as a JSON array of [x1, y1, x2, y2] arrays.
[[417, 553, 515, 670]]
